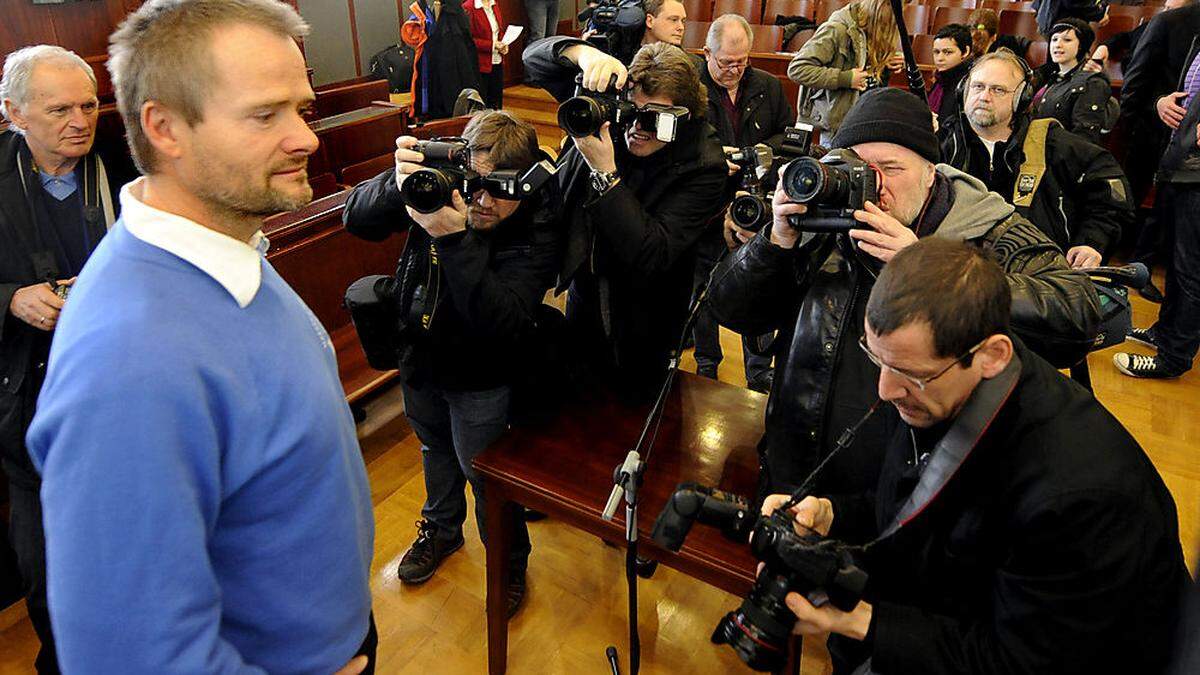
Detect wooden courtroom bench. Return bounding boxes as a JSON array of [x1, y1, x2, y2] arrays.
[[313, 78, 392, 119], [311, 104, 406, 187], [264, 189, 406, 403]]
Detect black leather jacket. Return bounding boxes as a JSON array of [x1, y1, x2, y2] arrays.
[[939, 113, 1131, 256], [708, 166, 1100, 496], [343, 168, 561, 391]]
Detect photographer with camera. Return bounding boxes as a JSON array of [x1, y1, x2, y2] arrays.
[[343, 111, 560, 616], [760, 237, 1187, 674], [539, 42, 728, 396], [694, 15, 795, 390], [708, 87, 1100, 506]]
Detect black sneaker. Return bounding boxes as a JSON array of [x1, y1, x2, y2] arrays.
[[1126, 326, 1158, 350], [747, 370, 774, 394], [1113, 353, 1183, 379], [507, 570, 527, 619], [696, 364, 718, 380], [396, 520, 464, 584]]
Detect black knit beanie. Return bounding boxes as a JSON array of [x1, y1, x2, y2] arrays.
[[1049, 18, 1095, 60], [830, 87, 941, 164]]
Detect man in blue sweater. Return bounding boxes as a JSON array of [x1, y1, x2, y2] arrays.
[[24, 1, 375, 673]]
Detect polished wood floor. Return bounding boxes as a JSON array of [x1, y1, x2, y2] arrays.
[[1, 285, 1196, 673]]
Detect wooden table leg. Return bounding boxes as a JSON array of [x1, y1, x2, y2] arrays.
[[484, 477, 514, 675]]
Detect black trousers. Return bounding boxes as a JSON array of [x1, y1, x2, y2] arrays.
[[1, 366, 58, 674], [1153, 182, 1200, 373], [483, 62, 504, 110]]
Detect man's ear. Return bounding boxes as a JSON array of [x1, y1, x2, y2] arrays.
[[140, 100, 188, 163], [976, 334, 1013, 379], [5, 100, 27, 131]]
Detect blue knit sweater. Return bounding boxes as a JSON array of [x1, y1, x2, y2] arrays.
[[26, 223, 374, 674]]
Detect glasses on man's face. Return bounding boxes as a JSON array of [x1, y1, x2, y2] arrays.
[[858, 335, 988, 392], [967, 82, 1016, 98], [716, 57, 749, 72]]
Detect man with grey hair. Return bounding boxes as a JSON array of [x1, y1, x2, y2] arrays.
[[24, 1, 375, 673], [0, 43, 131, 674], [692, 13, 793, 392]]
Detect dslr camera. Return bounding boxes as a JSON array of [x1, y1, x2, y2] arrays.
[[400, 137, 556, 214], [557, 76, 690, 141], [778, 148, 880, 232], [652, 483, 868, 672], [579, 0, 646, 58], [726, 124, 818, 232]]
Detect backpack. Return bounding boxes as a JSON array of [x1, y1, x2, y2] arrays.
[[368, 43, 416, 94]]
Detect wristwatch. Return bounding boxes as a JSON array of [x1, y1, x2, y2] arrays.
[[590, 170, 620, 195]]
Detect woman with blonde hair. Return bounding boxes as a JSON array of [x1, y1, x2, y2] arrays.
[[787, 0, 902, 140]]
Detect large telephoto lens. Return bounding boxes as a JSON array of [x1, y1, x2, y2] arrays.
[[400, 168, 453, 214], [781, 157, 851, 206], [558, 96, 611, 137]]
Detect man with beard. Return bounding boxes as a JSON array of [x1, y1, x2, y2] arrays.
[[24, 1, 375, 673], [708, 87, 1099, 503], [938, 50, 1132, 268]]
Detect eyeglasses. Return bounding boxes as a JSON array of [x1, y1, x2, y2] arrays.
[[715, 57, 749, 72], [966, 82, 1016, 97], [858, 335, 988, 391]]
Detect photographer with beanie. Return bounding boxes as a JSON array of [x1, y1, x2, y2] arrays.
[[707, 87, 1100, 504]]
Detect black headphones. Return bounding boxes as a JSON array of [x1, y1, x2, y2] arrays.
[[957, 49, 1035, 117]]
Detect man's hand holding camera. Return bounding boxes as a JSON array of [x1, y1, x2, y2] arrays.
[[848, 201, 919, 263], [760, 494, 873, 641], [575, 121, 619, 174], [9, 278, 74, 331], [563, 44, 628, 92], [394, 136, 468, 237]]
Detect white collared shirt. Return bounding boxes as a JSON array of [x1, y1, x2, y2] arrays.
[[119, 178, 269, 309]]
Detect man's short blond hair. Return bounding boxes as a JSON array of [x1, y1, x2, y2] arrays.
[[107, 0, 309, 173]]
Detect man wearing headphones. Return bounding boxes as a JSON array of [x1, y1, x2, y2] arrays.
[[938, 50, 1133, 269]]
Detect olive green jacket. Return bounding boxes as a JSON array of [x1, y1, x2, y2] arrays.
[[787, 5, 867, 135]]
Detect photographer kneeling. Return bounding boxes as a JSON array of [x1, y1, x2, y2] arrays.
[[546, 42, 728, 396], [761, 238, 1188, 674], [343, 111, 559, 617], [712, 87, 1100, 503]]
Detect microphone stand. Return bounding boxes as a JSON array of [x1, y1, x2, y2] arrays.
[[601, 251, 728, 675], [889, 0, 928, 102]]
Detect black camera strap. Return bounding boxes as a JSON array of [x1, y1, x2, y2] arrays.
[[879, 352, 1021, 538]]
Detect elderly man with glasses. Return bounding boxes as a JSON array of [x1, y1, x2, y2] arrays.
[[707, 87, 1100, 510], [692, 14, 795, 392]]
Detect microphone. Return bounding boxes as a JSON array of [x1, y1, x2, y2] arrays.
[[1087, 262, 1150, 290], [603, 451, 643, 521], [606, 645, 621, 675]]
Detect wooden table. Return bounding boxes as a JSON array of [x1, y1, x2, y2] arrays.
[[473, 372, 774, 674]]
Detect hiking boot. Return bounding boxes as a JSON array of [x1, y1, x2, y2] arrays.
[[1113, 353, 1183, 379], [507, 570, 527, 619], [1126, 326, 1158, 350], [396, 519, 464, 584]]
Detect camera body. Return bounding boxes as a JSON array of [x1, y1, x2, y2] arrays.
[[652, 483, 868, 672], [580, 0, 646, 59], [779, 148, 879, 232], [727, 124, 818, 232], [400, 137, 558, 214]]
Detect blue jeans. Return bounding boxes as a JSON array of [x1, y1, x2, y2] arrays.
[[524, 0, 560, 45], [1152, 182, 1200, 373], [401, 383, 531, 570]]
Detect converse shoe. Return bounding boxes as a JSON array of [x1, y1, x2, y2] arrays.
[[507, 569, 527, 619], [396, 519, 464, 584], [1126, 326, 1158, 350], [1113, 353, 1183, 379]]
